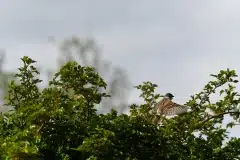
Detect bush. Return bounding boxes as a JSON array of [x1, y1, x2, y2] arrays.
[[0, 56, 240, 160]]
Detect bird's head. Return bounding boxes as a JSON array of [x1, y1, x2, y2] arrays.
[[163, 93, 174, 100]]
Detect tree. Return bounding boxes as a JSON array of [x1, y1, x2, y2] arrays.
[[0, 51, 15, 113], [0, 56, 240, 159], [49, 36, 130, 114]]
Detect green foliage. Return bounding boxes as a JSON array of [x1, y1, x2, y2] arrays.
[[56, 37, 130, 113], [0, 57, 240, 159]]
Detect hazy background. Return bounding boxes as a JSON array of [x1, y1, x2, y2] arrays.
[[0, 0, 240, 136]]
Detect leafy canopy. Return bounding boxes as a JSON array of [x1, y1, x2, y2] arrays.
[[0, 56, 240, 160]]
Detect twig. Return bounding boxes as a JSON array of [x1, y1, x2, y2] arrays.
[[198, 111, 240, 127]]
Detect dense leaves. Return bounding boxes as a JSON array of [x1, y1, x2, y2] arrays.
[[0, 56, 240, 159]]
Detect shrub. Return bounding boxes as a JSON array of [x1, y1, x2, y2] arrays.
[[0, 56, 240, 159]]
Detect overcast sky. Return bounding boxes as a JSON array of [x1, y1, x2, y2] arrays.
[[1, 0, 240, 136]]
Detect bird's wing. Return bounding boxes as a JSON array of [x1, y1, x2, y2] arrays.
[[163, 104, 188, 116], [155, 98, 188, 116], [154, 98, 169, 111]]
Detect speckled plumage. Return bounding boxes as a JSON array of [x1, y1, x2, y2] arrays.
[[154, 93, 188, 116]]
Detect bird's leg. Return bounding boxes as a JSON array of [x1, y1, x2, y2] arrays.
[[152, 116, 159, 125], [152, 114, 164, 125]]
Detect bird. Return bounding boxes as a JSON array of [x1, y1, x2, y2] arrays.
[[153, 93, 189, 124]]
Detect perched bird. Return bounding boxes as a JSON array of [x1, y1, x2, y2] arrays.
[[153, 93, 189, 124], [154, 93, 189, 116]]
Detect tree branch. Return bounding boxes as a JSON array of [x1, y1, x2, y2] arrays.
[[198, 111, 240, 127]]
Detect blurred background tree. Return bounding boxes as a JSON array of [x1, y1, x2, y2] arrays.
[[0, 37, 131, 114], [47, 36, 131, 114], [56, 37, 130, 113], [0, 36, 132, 113], [0, 51, 15, 113]]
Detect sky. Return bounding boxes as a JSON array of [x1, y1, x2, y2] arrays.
[[0, 0, 240, 136]]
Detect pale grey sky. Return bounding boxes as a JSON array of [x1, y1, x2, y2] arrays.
[[1, 0, 240, 136]]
